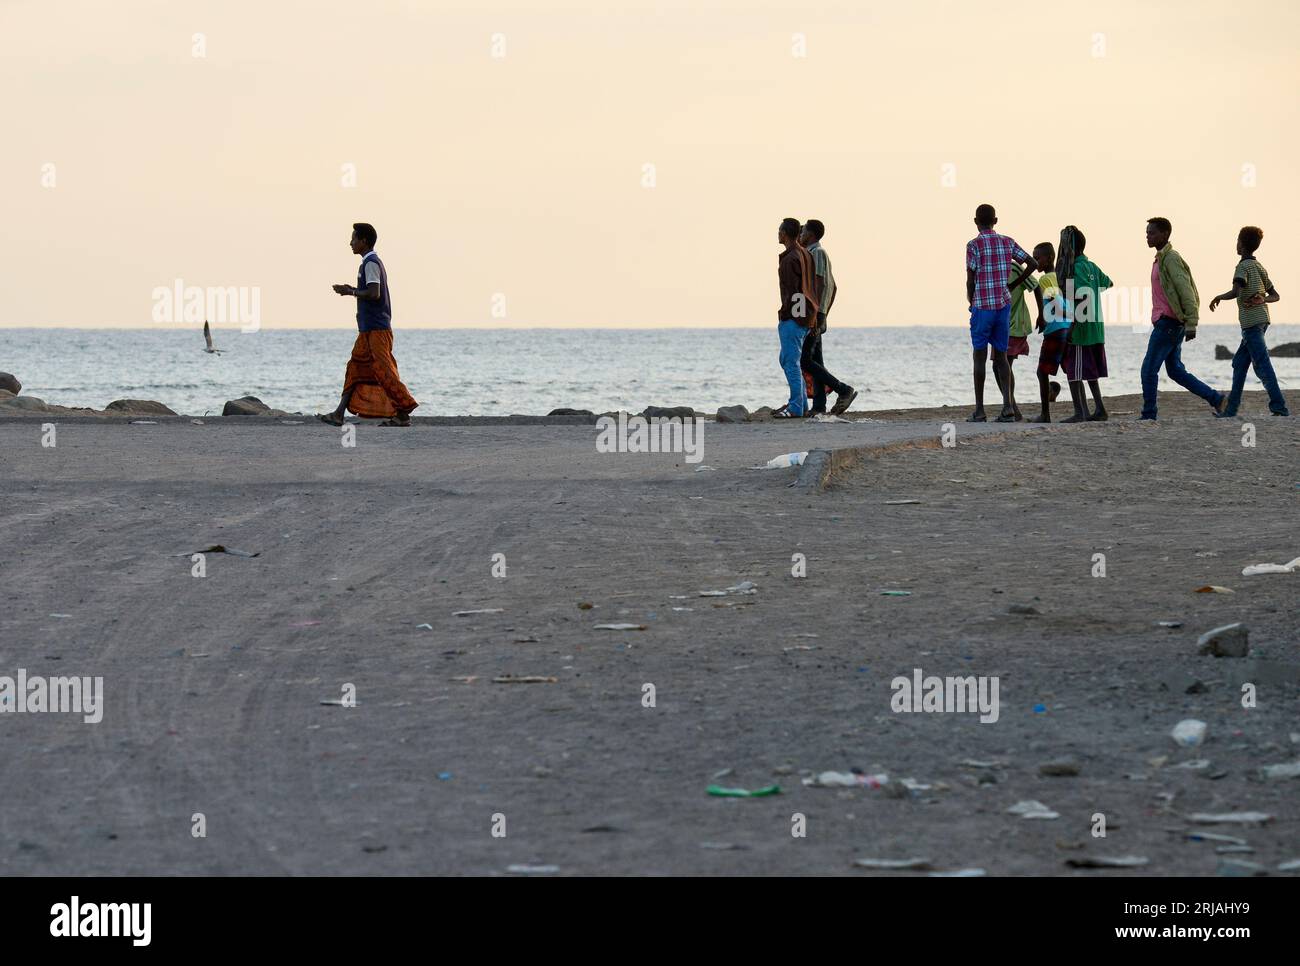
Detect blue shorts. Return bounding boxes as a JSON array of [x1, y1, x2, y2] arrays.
[[969, 304, 1011, 352]]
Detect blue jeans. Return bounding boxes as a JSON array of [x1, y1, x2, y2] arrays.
[[778, 319, 809, 415], [1224, 323, 1289, 416], [1140, 316, 1223, 419]]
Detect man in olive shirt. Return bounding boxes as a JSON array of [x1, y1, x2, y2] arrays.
[[1140, 217, 1225, 420]]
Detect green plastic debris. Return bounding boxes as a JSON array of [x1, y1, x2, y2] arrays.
[[881, 590, 912, 597], [706, 784, 782, 798]]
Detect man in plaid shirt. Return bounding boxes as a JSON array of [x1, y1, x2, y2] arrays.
[[965, 204, 1036, 421]]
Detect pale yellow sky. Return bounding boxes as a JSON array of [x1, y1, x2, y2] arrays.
[[4, 0, 1297, 328]]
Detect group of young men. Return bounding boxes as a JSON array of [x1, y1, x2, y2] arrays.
[[963, 204, 1289, 423], [316, 215, 1289, 430]]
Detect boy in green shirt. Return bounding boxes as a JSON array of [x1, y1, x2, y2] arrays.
[[1056, 226, 1112, 423], [1209, 226, 1289, 417]]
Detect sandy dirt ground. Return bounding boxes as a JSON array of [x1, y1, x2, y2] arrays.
[[0, 391, 1296, 875]]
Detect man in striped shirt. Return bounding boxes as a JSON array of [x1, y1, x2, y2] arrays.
[[799, 220, 857, 416], [965, 204, 1036, 422]]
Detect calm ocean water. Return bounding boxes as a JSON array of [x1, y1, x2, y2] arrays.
[[3, 325, 1297, 417]]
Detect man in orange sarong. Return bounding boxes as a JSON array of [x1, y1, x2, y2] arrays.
[[318, 222, 419, 427]]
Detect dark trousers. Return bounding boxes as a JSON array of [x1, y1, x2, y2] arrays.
[[800, 327, 847, 412], [1224, 322, 1289, 416], [1140, 316, 1222, 419]]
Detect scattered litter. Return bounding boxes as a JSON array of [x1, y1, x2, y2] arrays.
[[1171, 719, 1207, 748], [182, 545, 260, 558], [1185, 831, 1247, 846], [1155, 620, 1183, 628], [506, 864, 559, 875], [1188, 812, 1273, 826], [852, 857, 932, 870], [699, 581, 757, 597], [1033, 704, 1047, 713], [803, 772, 889, 789], [436, 772, 452, 780], [453, 608, 503, 616], [699, 842, 747, 851], [1065, 855, 1149, 868], [783, 644, 818, 651], [810, 413, 851, 423], [593, 623, 646, 631], [190, 419, 204, 425], [280, 420, 304, 425], [881, 590, 912, 597], [1194, 585, 1234, 594], [1171, 759, 1211, 770], [706, 784, 781, 798], [668, 595, 689, 600], [946, 478, 967, 483], [1038, 757, 1080, 777], [711, 767, 734, 780], [415, 623, 433, 630], [959, 759, 1006, 770], [694, 465, 716, 472], [1195, 551, 1219, 558], [792, 632, 819, 639], [513, 636, 539, 643], [289, 620, 323, 627], [129, 420, 157, 425], [884, 499, 922, 505], [1008, 800, 1059, 820], [450, 676, 478, 684], [1241, 555, 1300, 576], [48, 614, 72, 619], [1197, 623, 1249, 657], [929, 868, 986, 877], [1260, 761, 1300, 780], [492, 675, 557, 684], [671, 607, 693, 612], [757, 452, 807, 469], [319, 699, 350, 707]]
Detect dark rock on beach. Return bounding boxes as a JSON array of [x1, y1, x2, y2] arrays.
[[106, 399, 177, 416], [1272, 341, 1300, 358], [547, 408, 595, 417], [0, 393, 48, 412], [223, 395, 290, 417], [642, 406, 697, 420], [0, 372, 20, 395], [716, 405, 750, 423]]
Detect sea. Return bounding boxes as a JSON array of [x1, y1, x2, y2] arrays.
[[3, 324, 1297, 417]]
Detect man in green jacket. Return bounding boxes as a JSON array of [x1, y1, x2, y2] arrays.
[[1140, 217, 1226, 420]]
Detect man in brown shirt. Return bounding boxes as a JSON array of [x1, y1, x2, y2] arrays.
[[775, 217, 818, 418]]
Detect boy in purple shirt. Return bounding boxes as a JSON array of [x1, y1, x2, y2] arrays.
[[965, 204, 1037, 422]]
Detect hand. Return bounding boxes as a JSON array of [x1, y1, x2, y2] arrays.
[[332, 284, 351, 296], [1208, 296, 1220, 312], [1185, 328, 1197, 342], [1035, 317, 1045, 333], [1245, 293, 1267, 307]]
